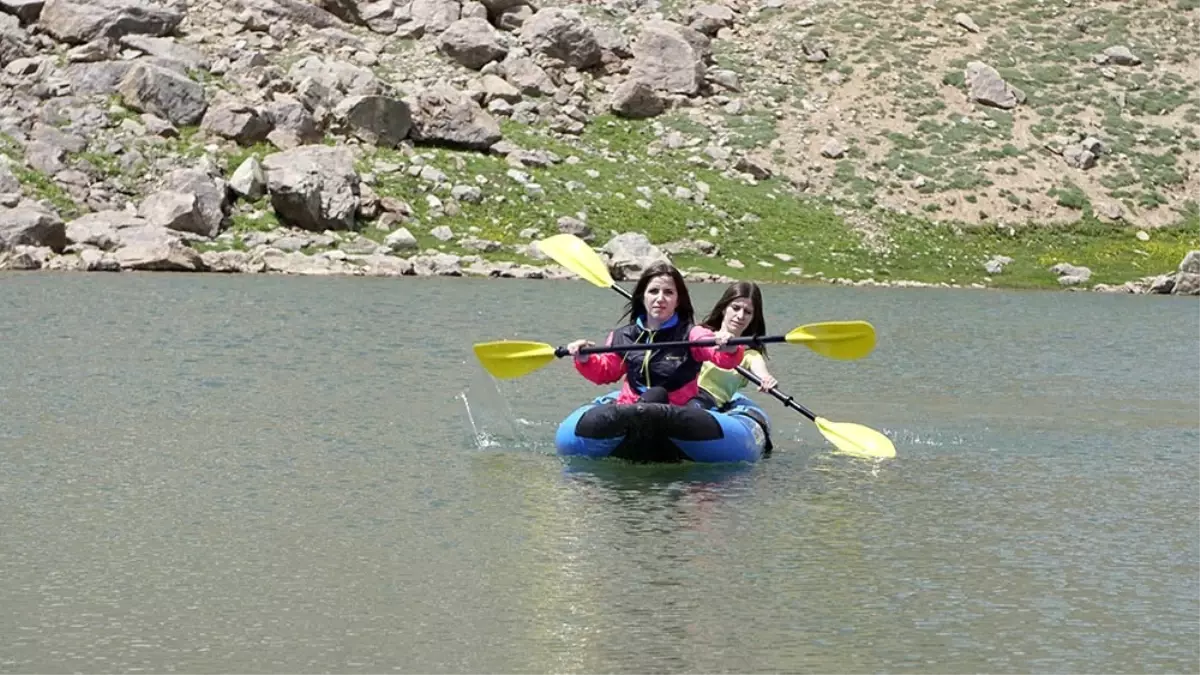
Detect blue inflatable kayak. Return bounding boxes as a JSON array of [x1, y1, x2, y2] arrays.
[[554, 391, 772, 463]]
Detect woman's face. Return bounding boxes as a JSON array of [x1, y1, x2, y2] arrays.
[[643, 275, 679, 324], [721, 297, 754, 336]]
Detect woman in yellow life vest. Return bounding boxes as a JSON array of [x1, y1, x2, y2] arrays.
[[687, 282, 779, 411]]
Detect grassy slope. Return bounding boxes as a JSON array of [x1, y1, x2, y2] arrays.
[[7, 114, 1194, 289]]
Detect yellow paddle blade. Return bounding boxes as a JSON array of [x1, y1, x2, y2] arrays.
[[537, 234, 616, 289], [785, 321, 876, 360], [473, 340, 558, 379], [815, 417, 897, 459]]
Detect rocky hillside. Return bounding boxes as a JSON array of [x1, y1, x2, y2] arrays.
[[0, 0, 1196, 292]]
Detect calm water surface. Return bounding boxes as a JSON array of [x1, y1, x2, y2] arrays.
[[1, 272, 1196, 673]]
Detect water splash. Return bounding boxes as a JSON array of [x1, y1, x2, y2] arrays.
[[459, 371, 553, 452]]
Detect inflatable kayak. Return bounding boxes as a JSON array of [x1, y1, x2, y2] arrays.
[[554, 391, 772, 463]]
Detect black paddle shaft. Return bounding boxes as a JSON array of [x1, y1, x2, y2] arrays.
[[555, 334, 785, 359], [603, 283, 818, 422]]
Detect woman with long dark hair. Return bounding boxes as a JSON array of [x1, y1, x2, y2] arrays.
[[563, 262, 743, 406], [688, 281, 779, 410]]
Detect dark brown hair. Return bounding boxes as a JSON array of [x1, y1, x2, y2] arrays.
[[700, 281, 768, 357]]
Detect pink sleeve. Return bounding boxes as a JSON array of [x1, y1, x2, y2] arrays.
[[574, 332, 626, 384], [689, 325, 745, 369]]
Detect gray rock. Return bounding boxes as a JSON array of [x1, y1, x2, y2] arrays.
[[965, 61, 1025, 109], [686, 3, 735, 36], [609, 79, 664, 119], [1062, 144, 1096, 170], [384, 226, 418, 250], [64, 210, 146, 249], [1102, 45, 1141, 66], [1050, 262, 1092, 285], [262, 95, 323, 147], [451, 183, 483, 203], [333, 94, 412, 147], [820, 138, 846, 159], [519, 8, 600, 69], [79, 247, 121, 271], [65, 59, 134, 95], [230, 157, 267, 200], [262, 145, 360, 231], [0, 24, 31, 67], [409, 251, 462, 276], [0, 244, 51, 269], [38, 0, 183, 44], [1179, 250, 1200, 275], [408, 0, 461, 34], [200, 249, 259, 273], [556, 215, 591, 240], [501, 55, 554, 96], [630, 20, 709, 95], [232, 0, 343, 29], [0, 0, 43, 24], [495, 4, 531, 31], [118, 35, 209, 70], [359, 0, 397, 33], [113, 235, 204, 271], [1174, 273, 1200, 296], [439, 17, 507, 70], [287, 56, 381, 103], [157, 167, 229, 236], [408, 84, 502, 150], [138, 190, 212, 236], [0, 160, 19, 194], [0, 204, 66, 251], [118, 61, 207, 126], [201, 101, 272, 145], [954, 12, 979, 33], [602, 232, 668, 280]]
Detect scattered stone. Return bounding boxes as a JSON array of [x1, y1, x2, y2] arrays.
[[1100, 45, 1141, 66], [1050, 262, 1092, 286], [964, 61, 1025, 109], [954, 13, 980, 33], [984, 255, 1013, 275], [556, 215, 591, 240], [820, 138, 846, 159], [609, 79, 664, 119]]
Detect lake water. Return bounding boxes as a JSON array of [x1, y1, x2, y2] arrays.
[[1, 272, 1197, 673]]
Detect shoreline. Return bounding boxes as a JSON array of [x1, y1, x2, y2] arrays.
[[3, 237, 1197, 296]]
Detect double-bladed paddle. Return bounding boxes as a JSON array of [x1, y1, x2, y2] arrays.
[[474, 320, 876, 380]]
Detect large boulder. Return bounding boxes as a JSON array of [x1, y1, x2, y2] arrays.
[[630, 20, 709, 95], [111, 224, 205, 271], [261, 145, 360, 231], [965, 61, 1025, 109], [602, 232, 668, 281], [519, 8, 600, 69], [0, 204, 66, 252], [333, 95, 412, 147], [117, 61, 207, 126], [408, 85, 502, 150], [231, 0, 342, 29], [438, 17, 507, 70], [38, 0, 183, 44], [64, 210, 148, 249]]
